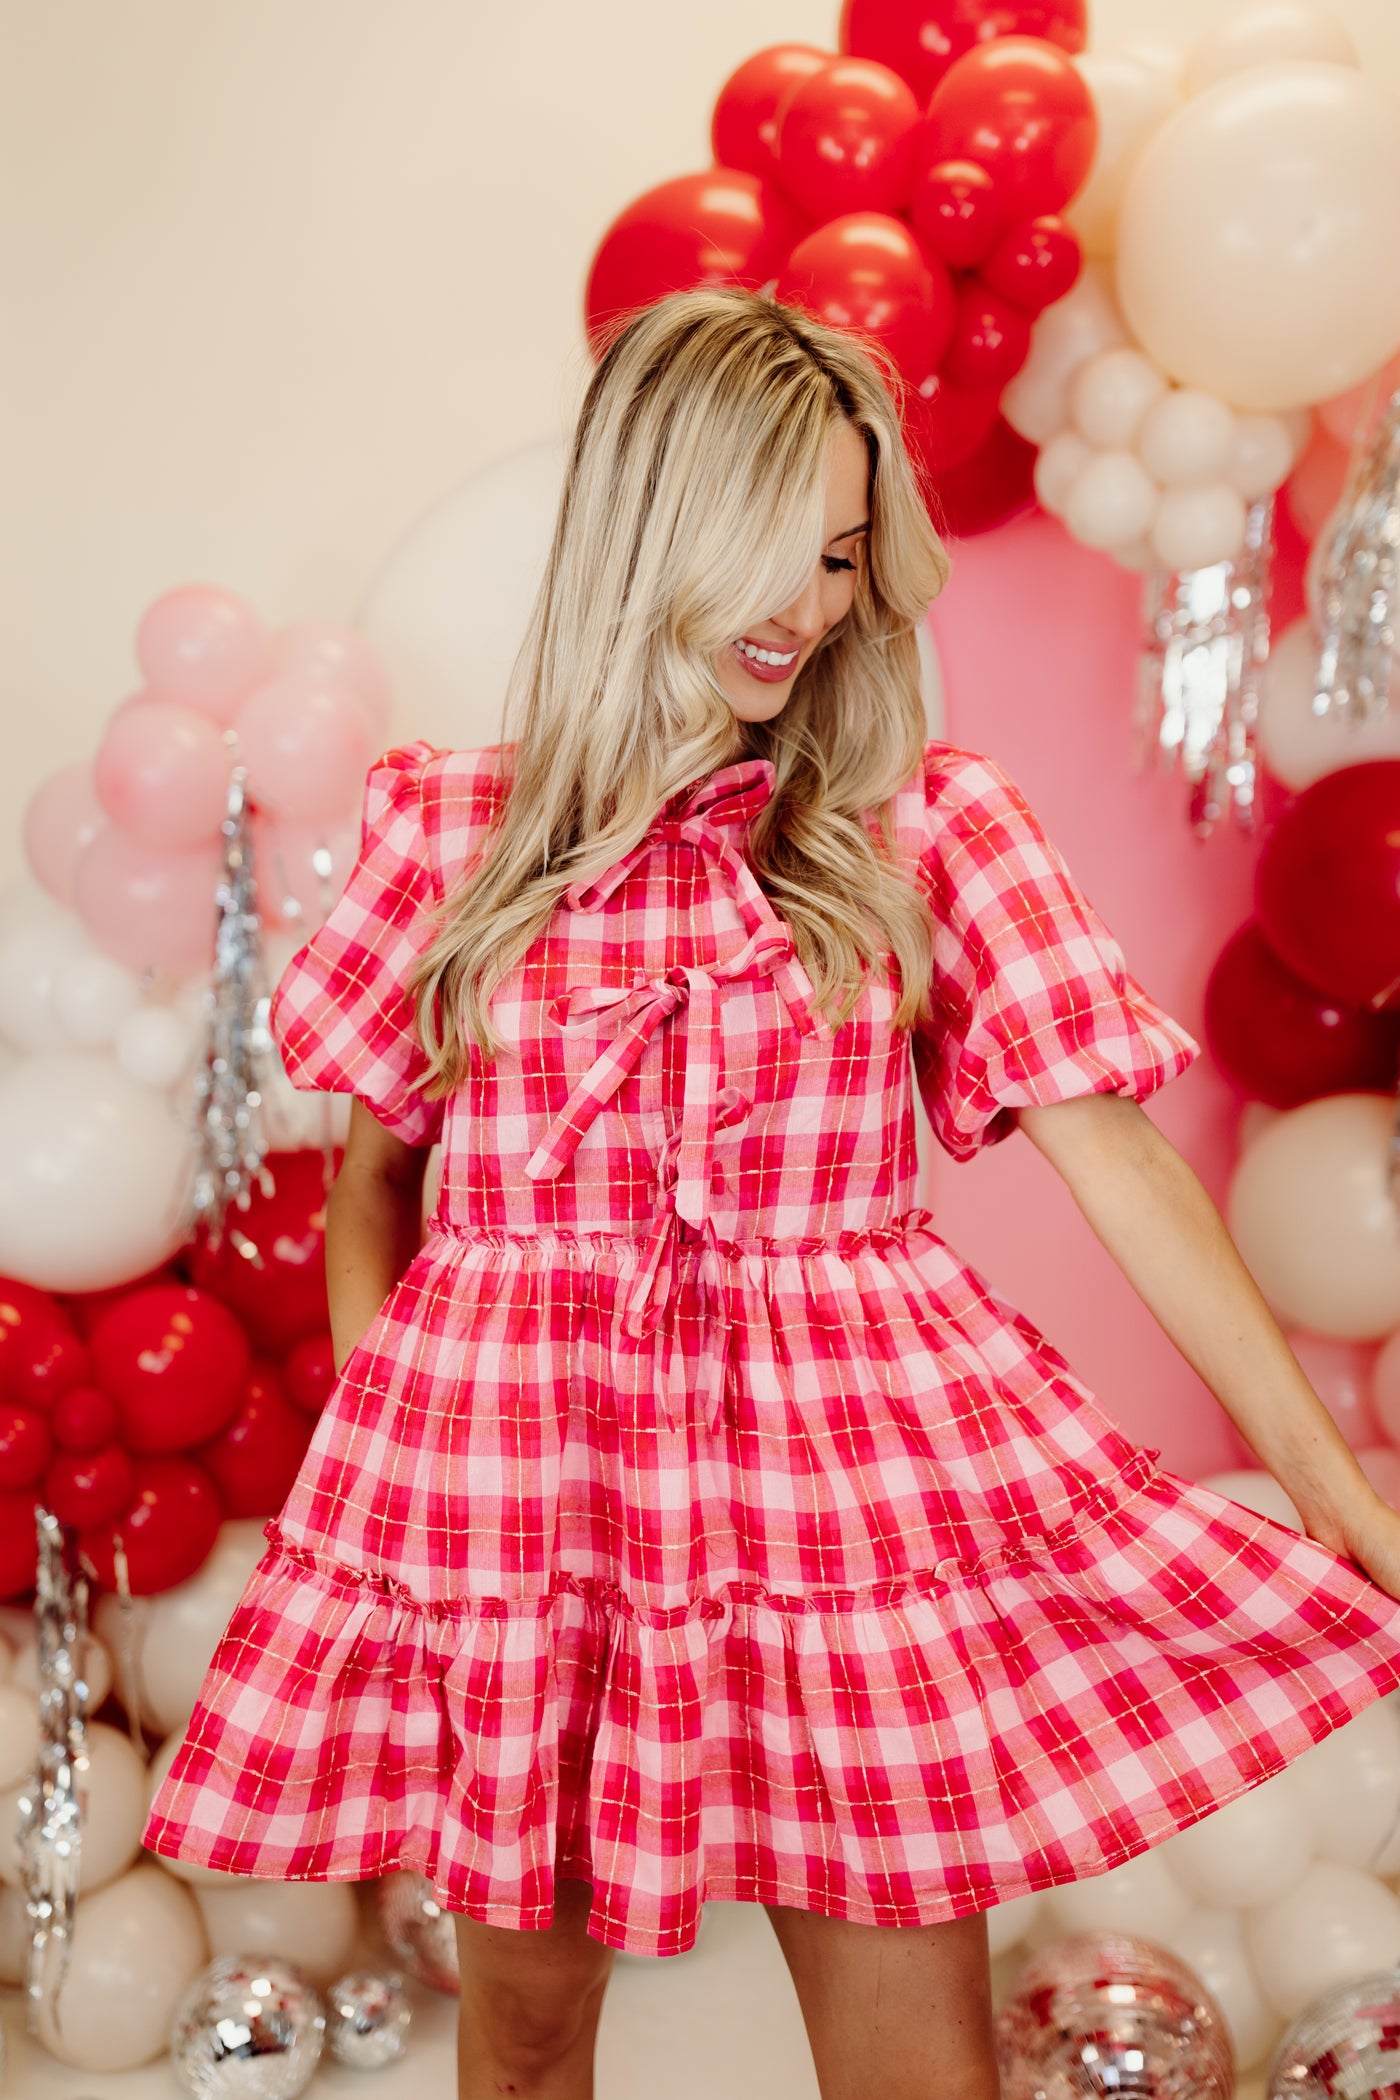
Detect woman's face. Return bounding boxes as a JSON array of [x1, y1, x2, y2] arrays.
[[715, 419, 871, 724]]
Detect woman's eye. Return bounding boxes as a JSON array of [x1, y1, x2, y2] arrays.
[[822, 555, 856, 574]]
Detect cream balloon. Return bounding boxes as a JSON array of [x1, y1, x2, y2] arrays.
[[1229, 412, 1300, 502], [0, 1722, 147, 1892], [1319, 350, 1400, 448], [1198, 1467, 1302, 1530], [1245, 1858, 1400, 2020], [144, 1730, 234, 1886], [1067, 52, 1181, 259], [1185, 1, 1360, 94], [114, 1002, 198, 1087], [1136, 389, 1238, 486], [0, 913, 94, 1053], [1255, 617, 1400, 791], [1032, 429, 1094, 516], [94, 1517, 268, 1738], [8, 1628, 114, 1710], [195, 1876, 360, 1988], [1154, 1766, 1313, 1907], [1227, 1095, 1400, 1339], [51, 949, 143, 1048], [1117, 63, 1400, 411], [1000, 263, 1128, 445], [0, 1683, 38, 1790], [1040, 1846, 1192, 1940], [1070, 346, 1168, 449], [33, 1861, 208, 2072], [1150, 483, 1248, 571], [985, 1886, 1044, 1958], [1238, 1102, 1282, 1153], [1160, 1905, 1281, 2072], [1064, 451, 1160, 551], [1289, 1700, 1400, 1872]]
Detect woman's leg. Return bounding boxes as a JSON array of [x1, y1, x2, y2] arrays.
[[764, 1900, 1000, 2100], [454, 1878, 616, 2100]]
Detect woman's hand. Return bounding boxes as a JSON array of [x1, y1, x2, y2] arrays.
[[1304, 1482, 1400, 1605]]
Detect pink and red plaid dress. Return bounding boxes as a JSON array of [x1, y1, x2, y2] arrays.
[[144, 738, 1400, 1955]]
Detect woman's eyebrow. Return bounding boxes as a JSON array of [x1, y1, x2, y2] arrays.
[[829, 521, 870, 542]]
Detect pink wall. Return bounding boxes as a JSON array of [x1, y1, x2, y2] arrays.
[[924, 509, 1306, 1481]]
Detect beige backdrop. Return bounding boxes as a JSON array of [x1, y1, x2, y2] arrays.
[[6, 0, 1400, 872]]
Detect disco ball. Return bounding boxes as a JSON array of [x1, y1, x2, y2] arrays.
[[995, 1930, 1236, 2098], [375, 1869, 460, 1994], [1268, 1966, 1400, 2097], [169, 1953, 325, 2098]]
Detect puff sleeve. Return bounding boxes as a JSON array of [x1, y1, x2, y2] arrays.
[[269, 741, 447, 1148], [911, 746, 1200, 1161]]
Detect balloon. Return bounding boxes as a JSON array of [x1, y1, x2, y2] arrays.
[[6, 1628, 112, 1709], [1116, 63, 1400, 411], [95, 1518, 268, 1735], [774, 56, 920, 222], [839, 0, 1087, 105], [189, 1148, 332, 1354], [1185, 2, 1360, 95], [776, 212, 956, 388], [51, 950, 142, 1049], [0, 1277, 76, 1394], [1283, 422, 1348, 543], [1205, 922, 1400, 1110], [1258, 618, 1400, 792], [234, 674, 373, 825], [1355, 1444, 1400, 1508], [0, 1720, 146, 1893], [253, 809, 358, 934], [6, 1320, 92, 1415], [1031, 428, 1093, 516], [28, 1861, 208, 2071], [1319, 350, 1400, 450], [1227, 1094, 1400, 1339], [1245, 1859, 1400, 2020], [1256, 762, 1400, 1007], [0, 1056, 191, 1292], [1000, 259, 1128, 443], [1066, 52, 1180, 259], [903, 376, 1003, 478], [1041, 1848, 1192, 1939], [195, 1877, 360, 1989], [1149, 483, 1248, 572], [48, 1384, 119, 1451], [43, 1443, 136, 1529], [906, 158, 1006, 271], [942, 284, 1033, 391], [0, 1683, 38, 1790], [136, 584, 270, 725], [0, 912, 94, 1054], [79, 1454, 223, 1595], [1288, 1700, 1400, 1874], [980, 214, 1081, 315], [281, 1329, 337, 1417], [91, 1284, 250, 1454], [0, 1402, 50, 1489], [0, 1491, 39, 1598], [93, 699, 232, 850], [268, 620, 394, 741], [1199, 1466, 1303, 1531], [1070, 346, 1167, 449], [926, 416, 1038, 536], [583, 170, 808, 354], [114, 1003, 198, 1088], [711, 45, 831, 179], [63, 1261, 181, 1339], [22, 761, 105, 906], [1136, 389, 1238, 487], [1159, 1906, 1280, 2073], [1228, 412, 1298, 503], [74, 825, 220, 978], [1157, 1766, 1313, 1909], [923, 37, 1098, 219], [1063, 450, 1159, 552], [197, 1360, 312, 1518]]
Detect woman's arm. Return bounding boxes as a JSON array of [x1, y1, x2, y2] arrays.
[[324, 1099, 433, 1374], [1017, 1091, 1400, 1600]]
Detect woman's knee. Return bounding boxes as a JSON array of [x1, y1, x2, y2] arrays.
[[454, 1880, 614, 2070]]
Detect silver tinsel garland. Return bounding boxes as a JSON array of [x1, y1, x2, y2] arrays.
[[190, 759, 273, 1248], [14, 1507, 91, 2037], [1136, 495, 1275, 836], [1312, 381, 1400, 724]]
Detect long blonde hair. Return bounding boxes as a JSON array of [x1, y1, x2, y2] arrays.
[[410, 285, 951, 1085]]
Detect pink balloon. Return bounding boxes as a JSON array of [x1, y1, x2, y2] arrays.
[[1283, 424, 1350, 543], [23, 763, 105, 906], [1370, 1327, 1400, 1445], [1319, 351, 1400, 449], [75, 829, 221, 978], [253, 811, 359, 933], [234, 675, 372, 824], [1286, 1330, 1382, 1451], [268, 623, 393, 740], [136, 585, 271, 725], [94, 700, 232, 850], [1355, 1443, 1400, 1509]]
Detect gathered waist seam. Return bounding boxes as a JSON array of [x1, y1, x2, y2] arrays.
[[424, 1207, 941, 1260]]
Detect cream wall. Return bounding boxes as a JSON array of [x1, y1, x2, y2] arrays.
[[6, 0, 1400, 873]]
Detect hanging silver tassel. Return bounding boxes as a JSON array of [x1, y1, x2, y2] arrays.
[[1313, 381, 1400, 723], [1135, 496, 1275, 836], [190, 758, 274, 1249], [14, 1507, 91, 2039]]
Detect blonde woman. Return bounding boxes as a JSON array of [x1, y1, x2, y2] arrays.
[[146, 287, 1400, 2100]]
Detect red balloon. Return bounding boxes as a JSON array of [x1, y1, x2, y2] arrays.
[[90, 1284, 250, 1454], [711, 44, 832, 177], [44, 1443, 136, 1530], [1257, 762, 1400, 1008], [840, 0, 1087, 104], [907, 157, 1005, 270], [79, 1455, 222, 1595], [980, 213, 1081, 313], [0, 1403, 51, 1490], [282, 1329, 337, 1418], [903, 376, 1003, 476], [942, 283, 1032, 390], [924, 415, 1038, 536], [198, 1362, 312, 1519], [0, 1490, 39, 1600], [7, 1325, 93, 1415], [776, 211, 956, 388], [50, 1385, 121, 1453], [774, 57, 921, 223], [584, 170, 809, 354], [1205, 921, 1400, 1109], [189, 1150, 333, 1356], [924, 37, 1097, 218], [64, 1262, 181, 1339], [0, 1279, 73, 1399]]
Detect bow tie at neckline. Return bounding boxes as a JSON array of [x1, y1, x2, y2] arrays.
[[563, 757, 776, 914]]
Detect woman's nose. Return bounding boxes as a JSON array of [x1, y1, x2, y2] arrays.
[[773, 568, 828, 643]]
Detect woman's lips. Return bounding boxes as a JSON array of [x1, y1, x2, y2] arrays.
[[732, 637, 799, 685]]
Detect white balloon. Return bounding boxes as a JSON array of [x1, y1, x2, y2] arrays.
[[1289, 1700, 1400, 1871], [1064, 450, 1160, 551], [196, 1875, 361, 1987], [1229, 413, 1298, 501], [51, 949, 143, 1048], [0, 1721, 147, 1893], [114, 1001, 198, 1087], [1159, 1904, 1281, 2071], [0, 1683, 38, 1790], [1109, 538, 1161, 573], [985, 1886, 1044, 1958], [1032, 429, 1095, 516], [1042, 1846, 1192, 1940], [0, 876, 71, 942], [1136, 389, 1239, 486], [1071, 347, 1169, 449], [1186, 1, 1360, 94], [1000, 263, 1129, 444], [1155, 1766, 1313, 1907], [34, 1860, 208, 2071], [1150, 483, 1248, 571], [8, 1628, 113, 1710], [0, 1052, 191, 1291], [1257, 615, 1400, 790], [1237, 1102, 1283, 1155], [0, 913, 94, 1053], [1245, 1858, 1400, 2019], [1199, 1467, 1303, 1530], [95, 1517, 268, 1739], [1068, 51, 1181, 259]]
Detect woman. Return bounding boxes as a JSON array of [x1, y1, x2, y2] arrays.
[[145, 287, 1400, 2100]]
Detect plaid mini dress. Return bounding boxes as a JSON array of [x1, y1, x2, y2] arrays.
[[143, 736, 1400, 1956]]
